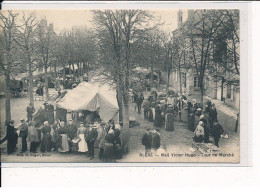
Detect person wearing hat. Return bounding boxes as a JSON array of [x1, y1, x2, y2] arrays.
[[209, 103, 218, 129], [19, 119, 28, 153], [167, 95, 174, 107], [28, 121, 40, 153], [154, 102, 163, 128], [85, 123, 98, 159], [151, 129, 161, 154], [67, 119, 78, 151], [77, 122, 88, 153], [193, 121, 205, 143], [57, 121, 69, 152], [40, 121, 52, 153], [0, 120, 18, 154], [26, 102, 35, 121], [212, 120, 224, 148], [141, 127, 152, 155], [199, 115, 210, 143], [98, 124, 109, 160], [165, 105, 174, 131], [114, 124, 122, 159], [137, 92, 144, 114], [142, 98, 150, 120], [104, 129, 116, 162]]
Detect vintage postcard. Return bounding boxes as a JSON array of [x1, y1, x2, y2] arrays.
[[0, 4, 247, 164]]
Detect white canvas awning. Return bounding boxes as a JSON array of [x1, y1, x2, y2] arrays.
[[56, 82, 119, 122]]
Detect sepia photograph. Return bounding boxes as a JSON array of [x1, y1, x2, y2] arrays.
[[0, 8, 241, 163]]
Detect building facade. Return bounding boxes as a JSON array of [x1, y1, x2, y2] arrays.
[[167, 10, 240, 109]]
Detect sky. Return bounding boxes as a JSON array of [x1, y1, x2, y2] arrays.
[[32, 10, 188, 34]]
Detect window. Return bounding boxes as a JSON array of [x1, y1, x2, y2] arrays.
[[182, 73, 187, 87], [227, 83, 232, 99], [194, 76, 200, 88], [173, 70, 178, 82]]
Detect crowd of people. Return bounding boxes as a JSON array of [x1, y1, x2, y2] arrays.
[[1, 86, 226, 159], [139, 89, 225, 152], [1, 102, 123, 162]]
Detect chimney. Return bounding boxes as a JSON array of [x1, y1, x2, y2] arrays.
[[177, 10, 183, 28]]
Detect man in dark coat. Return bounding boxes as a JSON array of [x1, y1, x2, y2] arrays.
[[27, 103, 35, 121], [199, 115, 210, 143], [141, 128, 152, 155], [151, 129, 161, 151], [212, 120, 224, 147], [137, 93, 144, 114], [40, 121, 52, 152], [0, 120, 18, 154], [85, 125, 98, 159], [19, 119, 28, 152], [209, 103, 218, 129], [67, 119, 78, 151]]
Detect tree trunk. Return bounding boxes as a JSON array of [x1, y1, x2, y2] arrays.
[[72, 63, 75, 82], [179, 67, 182, 93], [28, 63, 34, 107], [27, 51, 34, 107], [5, 73, 11, 124], [44, 64, 49, 100], [221, 77, 224, 101], [167, 69, 170, 90], [116, 86, 123, 123], [121, 102, 129, 153], [200, 85, 204, 109]]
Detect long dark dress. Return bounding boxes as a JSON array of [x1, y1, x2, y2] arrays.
[[47, 104, 55, 125], [40, 126, 51, 152], [165, 107, 174, 131], [57, 127, 69, 152], [0, 124, 18, 154], [148, 108, 154, 122], [104, 133, 116, 161], [154, 105, 162, 127]]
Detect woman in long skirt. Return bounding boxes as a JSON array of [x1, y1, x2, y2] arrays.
[[77, 123, 88, 153], [40, 121, 51, 152], [148, 108, 154, 122], [165, 105, 174, 131], [154, 104, 162, 127], [57, 121, 69, 152]]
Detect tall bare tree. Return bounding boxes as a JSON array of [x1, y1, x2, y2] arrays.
[[0, 11, 19, 123], [15, 12, 39, 107], [92, 10, 154, 152]]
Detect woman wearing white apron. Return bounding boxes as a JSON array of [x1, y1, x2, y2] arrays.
[[77, 122, 88, 153]]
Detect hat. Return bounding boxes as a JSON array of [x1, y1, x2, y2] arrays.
[[115, 124, 121, 130], [108, 129, 114, 134], [199, 115, 205, 120], [9, 120, 15, 124]]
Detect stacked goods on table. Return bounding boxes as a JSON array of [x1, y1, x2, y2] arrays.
[[192, 142, 220, 154]]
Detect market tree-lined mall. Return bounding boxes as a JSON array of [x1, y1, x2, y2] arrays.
[[0, 10, 240, 162]]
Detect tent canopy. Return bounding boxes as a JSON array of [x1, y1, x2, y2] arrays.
[[57, 82, 119, 122]]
